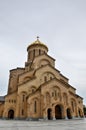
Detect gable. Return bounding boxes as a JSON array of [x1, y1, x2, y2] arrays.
[[35, 64, 68, 85], [30, 53, 55, 69]]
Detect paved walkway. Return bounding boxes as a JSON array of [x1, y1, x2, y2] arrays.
[[0, 118, 86, 130]]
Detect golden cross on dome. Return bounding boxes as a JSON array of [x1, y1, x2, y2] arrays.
[[37, 36, 39, 40]]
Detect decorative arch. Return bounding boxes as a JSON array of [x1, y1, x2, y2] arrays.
[[28, 86, 36, 94], [66, 108, 72, 119], [31, 86, 36, 93], [41, 71, 55, 84], [23, 76, 31, 82], [32, 98, 39, 114], [20, 91, 27, 95], [55, 104, 63, 119], [51, 86, 61, 100], [47, 108, 52, 120], [8, 108, 15, 119], [78, 108, 83, 117], [20, 91, 27, 100], [39, 59, 50, 67]]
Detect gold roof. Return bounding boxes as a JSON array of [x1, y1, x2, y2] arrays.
[[27, 37, 48, 51]]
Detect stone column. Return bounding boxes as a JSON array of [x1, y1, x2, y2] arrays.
[[64, 108, 68, 120], [52, 107, 56, 120], [43, 109, 48, 120]]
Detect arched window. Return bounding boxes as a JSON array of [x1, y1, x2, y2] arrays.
[[55, 90, 57, 97], [39, 49, 41, 55], [32, 89, 34, 93], [22, 109, 24, 115], [71, 101, 74, 112], [52, 92, 54, 97], [33, 49, 35, 57], [23, 95, 25, 102], [71, 99, 76, 112], [52, 90, 57, 97], [44, 76, 47, 82], [50, 77, 53, 80], [34, 101, 37, 113]]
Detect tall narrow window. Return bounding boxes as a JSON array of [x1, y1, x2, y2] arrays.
[[50, 77, 52, 80], [22, 109, 24, 115], [44, 51, 45, 53], [34, 101, 37, 113], [71, 101, 74, 112], [23, 95, 25, 102], [39, 49, 41, 55], [52, 92, 54, 97], [44, 76, 47, 82], [32, 89, 34, 93], [55, 90, 57, 97], [33, 49, 35, 57]]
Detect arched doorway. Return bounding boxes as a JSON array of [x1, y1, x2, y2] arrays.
[[78, 109, 83, 117], [67, 108, 72, 119], [47, 108, 52, 120], [8, 110, 14, 119], [55, 105, 62, 119]]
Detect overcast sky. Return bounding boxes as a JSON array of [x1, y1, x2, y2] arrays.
[[0, 0, 86, 104]]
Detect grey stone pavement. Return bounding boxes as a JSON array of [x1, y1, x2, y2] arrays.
[[0, 118, 86, 130]]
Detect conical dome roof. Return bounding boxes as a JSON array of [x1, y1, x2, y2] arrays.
[[27, 37, 48, 51]]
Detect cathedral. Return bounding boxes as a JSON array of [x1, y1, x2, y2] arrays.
[[0, 38, 84, 120]]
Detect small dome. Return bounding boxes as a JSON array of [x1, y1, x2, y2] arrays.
[[27, 37, 48, 51]]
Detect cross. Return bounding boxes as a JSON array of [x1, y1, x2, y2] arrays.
[[37, 36, 39, 40]]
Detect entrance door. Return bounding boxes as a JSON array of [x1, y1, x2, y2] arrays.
[[8, 110, 14, 119], [47, 108, 52, 120], [55, 105, 62, 119], [67, 108, 72, 119]]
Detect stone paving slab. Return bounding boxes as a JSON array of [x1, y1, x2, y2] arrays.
[[0, 118, 86, 130]]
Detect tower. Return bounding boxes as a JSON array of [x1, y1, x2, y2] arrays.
[[27, 37, 48, 62]]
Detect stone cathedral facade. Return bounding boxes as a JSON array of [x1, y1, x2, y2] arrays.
[[0, 38, 84, 120]]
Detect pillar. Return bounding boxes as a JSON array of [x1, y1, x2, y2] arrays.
[[52, 107, 56, 120]]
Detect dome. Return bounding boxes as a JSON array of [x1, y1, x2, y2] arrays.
[[27, 37, 48, 51]]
